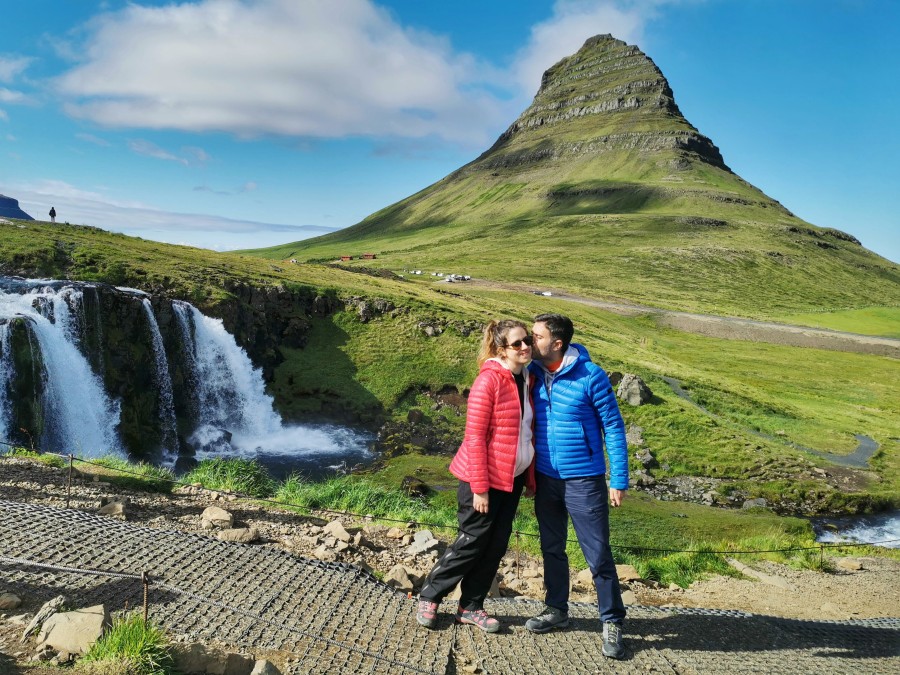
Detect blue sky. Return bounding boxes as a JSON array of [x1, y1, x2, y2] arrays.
[[1, 0, 897, 262]]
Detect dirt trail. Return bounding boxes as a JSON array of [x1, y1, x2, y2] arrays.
[[462, 279, 900, 358]]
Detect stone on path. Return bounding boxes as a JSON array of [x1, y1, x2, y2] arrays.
[[616, 564, 642, 582], [201, 506, 234, 528], [21, 595, 65, 642], [218, 527, 259, 544], [36, 604, 110, 654], [836, 557, 864, 571], [384, 565, 416, 592], [726, 558, 795, 591], [0, 591, 21, 610], [323, 520, 351, 543]]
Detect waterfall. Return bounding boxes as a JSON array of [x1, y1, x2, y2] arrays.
[[141, 299, 178, 456], [1, 276, 373, 474], [0, 281, 123, 457], [180, 303, 282, 457], [0, 322, 12, 444]]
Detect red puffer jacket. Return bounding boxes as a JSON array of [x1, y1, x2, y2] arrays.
[[449, 359, 536, 494]]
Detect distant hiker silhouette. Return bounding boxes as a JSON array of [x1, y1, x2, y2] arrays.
[[49, 207, 56, 223]]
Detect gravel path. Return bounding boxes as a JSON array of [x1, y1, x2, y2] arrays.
[[1, 457, 899, 674]]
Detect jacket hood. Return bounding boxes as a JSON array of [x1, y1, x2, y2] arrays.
[[531, 344, 588, 377]]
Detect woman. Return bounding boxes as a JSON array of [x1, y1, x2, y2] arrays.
[[417, 319, 536, 633]]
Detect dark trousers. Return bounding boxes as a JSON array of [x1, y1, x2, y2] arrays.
[[535, 472, 626, 624], [420, 473, 525, 610]]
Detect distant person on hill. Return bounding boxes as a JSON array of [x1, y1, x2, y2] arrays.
[[525, 313, 629, 659], [49, 207, 56, 223], [417, 319, 536, 633]]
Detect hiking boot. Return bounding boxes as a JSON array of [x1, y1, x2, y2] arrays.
[[416, 599, 438, 629], [525, 605, 570, 633], [602, 621, 624, 659], [455, 607, 500, 633]]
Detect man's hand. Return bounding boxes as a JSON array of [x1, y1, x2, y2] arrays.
[[609, 488, 625, 507], [473, 492, 490, 513]]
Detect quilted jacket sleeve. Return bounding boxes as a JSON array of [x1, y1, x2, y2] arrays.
[[590, 368, 629, 490], [461, 369, 497, 494]]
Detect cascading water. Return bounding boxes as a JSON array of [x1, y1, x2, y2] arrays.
[[0, 322, 12, 444], [141, 299, 178, 457], [0, 280, 123, 457], [1, 277, 373, 475]]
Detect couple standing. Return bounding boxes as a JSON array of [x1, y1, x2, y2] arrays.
[[416, 313, 628, 660]]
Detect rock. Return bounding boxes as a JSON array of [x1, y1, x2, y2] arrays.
[[384, 565, 416, 592], [98, 497, 128, 517], [224, 652, 255, 675], [625, 423, 644, 446], [616, 374, 653, 406], [407, 409, 425, 424], [217, 527, 259, 544], [386, 527, 405, 539], [0, 592, 22, 610], [574, 568, 594, 591], [323, 520, 352, 543], [36, 604, 110, 655], [313, 544, 338, 562], [401, 476, 430, 498], [352, 532, 371, 549], [742, 498, 768, 510], [21, 595, 66, 642], [634, 448, 658, 469], [173, 643, 230, 674], [407, 531, 440, 556], [621, 589, 637, 605], [616, 564, 642, 582], [835, 557, 864, 572], [251, 660, 283, 675], [201, 506, 234, 528]]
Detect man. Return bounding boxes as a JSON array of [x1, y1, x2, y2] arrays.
[[525, 313, 629, 659], [49, 207, 56, 224]]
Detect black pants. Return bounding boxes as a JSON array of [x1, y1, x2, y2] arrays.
[[419, 473, 525, 610]]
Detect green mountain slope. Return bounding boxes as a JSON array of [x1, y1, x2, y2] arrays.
[[245, 35, 900, 317]]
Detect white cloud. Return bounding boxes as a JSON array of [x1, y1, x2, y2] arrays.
[[55, 0, 504, 146], [0, 110, 8, 122], [0, 88, 27, 104], [128, 139, 189, 166], [0, 56, 31, 83], [511, 0, 676, 96], [8, 180, 337, 249]]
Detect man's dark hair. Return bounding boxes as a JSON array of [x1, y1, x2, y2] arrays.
[[535, 313, 574, 352]]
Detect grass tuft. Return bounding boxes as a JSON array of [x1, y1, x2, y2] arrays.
[[80, 613, 175, 675], [181, 458, 276, 497]]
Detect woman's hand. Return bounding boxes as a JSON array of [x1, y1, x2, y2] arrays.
[[473, 492, 490, 513]]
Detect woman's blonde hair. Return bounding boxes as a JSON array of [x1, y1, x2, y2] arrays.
[[477, 319, 528, 367]]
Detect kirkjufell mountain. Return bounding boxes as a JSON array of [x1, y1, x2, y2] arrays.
[[250, 35, 899, 315], [0, 195, 33, 221]]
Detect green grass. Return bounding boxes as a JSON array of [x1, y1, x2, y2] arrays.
[[776, 307, 900, 338], [80, 613, 175, 675], [181, 458, 277, 497]]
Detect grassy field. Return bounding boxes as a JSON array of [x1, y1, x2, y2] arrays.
[[776, 307, 900, 338]]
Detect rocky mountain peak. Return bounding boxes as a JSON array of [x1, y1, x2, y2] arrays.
[[474, 34, 727, 171]]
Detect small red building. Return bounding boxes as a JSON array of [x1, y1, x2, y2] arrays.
[[340, 255, 353, 261], [361, 253, 377, 260]]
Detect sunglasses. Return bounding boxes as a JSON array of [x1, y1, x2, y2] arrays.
[[504, 335, 533, 349]]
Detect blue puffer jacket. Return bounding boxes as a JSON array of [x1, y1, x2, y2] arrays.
[[528, 344, 629, 489]]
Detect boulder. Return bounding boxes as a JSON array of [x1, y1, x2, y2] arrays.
[[201, 506, 234, 528], [835, 557, 864, 572], [742, 498, 768, 510], [634, 448, 658, 469], [98, 497, 128, 517], [36, 604, 110, 655], [616, 374, 653, 406], [616, 564, 642, 582], [406, 530, 440, 556]]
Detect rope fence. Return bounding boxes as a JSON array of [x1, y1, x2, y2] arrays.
[[2, 441, 898, 556]]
